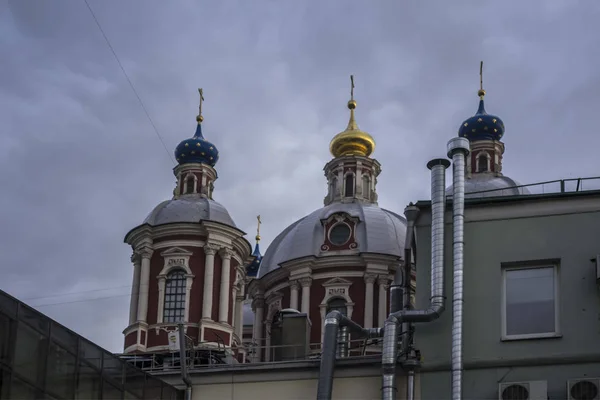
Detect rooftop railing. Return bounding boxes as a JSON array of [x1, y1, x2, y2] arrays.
[[119, 337, 384, 374], [446, 176, 600, 199]]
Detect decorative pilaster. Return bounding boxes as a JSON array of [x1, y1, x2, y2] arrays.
[[202, 244, 218, 320], [299, 278, 312, 317], [128, 252, 141, 325], [289, 280, 300, 311], [377, 275, 388, 327], [235, 295, 244, 339], [156, 276, 166, 323], [136, 246, 153, 323], [252, 295, 265, 362], [364, 273, 377, 329], [218, 248, 233, 324]]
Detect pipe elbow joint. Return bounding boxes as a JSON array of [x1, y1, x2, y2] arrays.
[[324, 310, 343, 325], [447, 137, 470, 158]]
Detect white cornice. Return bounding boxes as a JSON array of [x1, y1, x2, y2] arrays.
[[153, 240, 206, 249]]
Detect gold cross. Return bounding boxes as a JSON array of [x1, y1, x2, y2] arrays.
[[256, 215, 262, 237], [479, 61, 484, 92], [350, 75, 355, 100], [198, 88, 204, 116]]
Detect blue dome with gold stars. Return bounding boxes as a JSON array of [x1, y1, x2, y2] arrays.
[[175, 121, 219, 166], [458, 93, 505, 142]]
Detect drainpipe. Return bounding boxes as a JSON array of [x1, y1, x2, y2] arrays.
[[381, 157, 450, 400], [448, 138, 469, 400], [316, 311, 383, 400], [401, 203, 419, 398], [381, 137, 469, 400], [178, 323, 193, 400]]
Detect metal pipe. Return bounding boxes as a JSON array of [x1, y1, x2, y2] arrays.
[[401, 204, 419, 352], [178, 323, 193, 400], [316, 311, 383, 400], [336, 326, 349, 358], [448, 137, 469, 400], [407, 369, 416, 400], [381, 158, 450, 400]]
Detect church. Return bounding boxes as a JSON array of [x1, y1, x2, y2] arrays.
[[114, 60, 600, 400], [3, 65, 598, 400]]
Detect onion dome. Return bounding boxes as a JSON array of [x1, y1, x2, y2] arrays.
[[174, 89, 219, 166], [458, 62, 505, 142], [246, 216, 263, 277], [329, 75, 376, 158]]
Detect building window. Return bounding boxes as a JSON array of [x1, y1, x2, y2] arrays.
[[344, 174, 355, 197], [327, 298, 347, 316], [362, 175, 370, 197], [163, 270, 186, 323], [502, 265, 559, 339], [185, 177, 195, 194], [477, 154, 488, 172], [329, 223, 351, 246]]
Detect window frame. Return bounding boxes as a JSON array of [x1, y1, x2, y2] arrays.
[[162, 270, 187, 324], [500, 262, 561, 341]]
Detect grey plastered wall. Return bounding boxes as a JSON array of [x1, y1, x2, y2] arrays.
[[412, 194, 600, 399]]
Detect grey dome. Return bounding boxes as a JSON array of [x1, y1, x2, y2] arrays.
[[143, 194, 236, 227], [257, 202, 406, 279], [446, 174, 530, 199], [243, 301, 254, 326]]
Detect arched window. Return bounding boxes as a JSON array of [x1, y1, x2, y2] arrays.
[[185, 176, 195, 194], [163, 270, 186, 323], [344, 174, 355, 197], [327, 298, 347, 316], [362, 175, 370, 197], [477, 155, 488, 172]]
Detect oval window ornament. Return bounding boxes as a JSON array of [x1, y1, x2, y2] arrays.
[[329, 224, 351, 246]]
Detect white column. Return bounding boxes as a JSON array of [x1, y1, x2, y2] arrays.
[[156, 276, 166, 323], [136, 247, 153, 323], [289, 280, 299, 310], [184, 275, 193, 322], [378, 275, 388, 327], [128, 253, 141, 325], [299, 278, 312, 317], [252, 296, 264, 362], [202, 244, 218, 320], [364, 274, 376, 329], [218, 248, 233, 324], [235, 295, 244, 339]]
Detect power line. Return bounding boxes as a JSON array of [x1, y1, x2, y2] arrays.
[[83, 0, 175, 165], [21, 284, 133, 302]]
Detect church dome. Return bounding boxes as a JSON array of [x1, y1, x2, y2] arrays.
[[174, 122, 219, 167], [458, 96, 505, 142], [142, 194, 236, 227], [174, 89, 219, 166], [257, 202, 406, 279], [329, 99, 375, 158]]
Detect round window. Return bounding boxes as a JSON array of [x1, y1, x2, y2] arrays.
[[329, 223, 351, 246]]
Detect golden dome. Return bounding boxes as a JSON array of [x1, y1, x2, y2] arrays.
[[329, 96, 376, 158]]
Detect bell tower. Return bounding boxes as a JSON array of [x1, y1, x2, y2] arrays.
[[122, 89, 252, 355]]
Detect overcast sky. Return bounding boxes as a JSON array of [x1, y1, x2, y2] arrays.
[[1, 0, 599, 352]]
